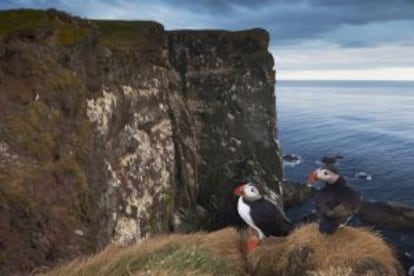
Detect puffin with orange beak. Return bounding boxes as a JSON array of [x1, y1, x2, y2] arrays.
[[234, 182, 293, 251], [308, 166, 362, 234]]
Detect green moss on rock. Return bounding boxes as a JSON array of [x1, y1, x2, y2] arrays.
[[0, 165, 37, 210], [0, 9, 88, 45], [4, 101, 60, 160], [95, 20, 164, 51], [0, 9, 48, 35], [57, 155, 90, 219]]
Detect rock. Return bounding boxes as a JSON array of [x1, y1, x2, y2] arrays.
[[283, 180, 414, 231], [168, 28, 283, 229], [320, 155, 343, 165], [282, 180, 316, 208], [354, 171, 372, 181], [74, 229, 84, 236], [282, 154, 302, 167], [357, 201, 414, 231], [283, 154, 300, 162]]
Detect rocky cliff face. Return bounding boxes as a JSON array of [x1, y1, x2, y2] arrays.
[[168, 29, 283, 231], [0, 9, 282, 274]]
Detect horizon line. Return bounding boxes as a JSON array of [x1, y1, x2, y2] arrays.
[[277, 79, 414, 82]]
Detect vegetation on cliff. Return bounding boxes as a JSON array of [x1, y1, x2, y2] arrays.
[[249, 224, 402, 276], [0, 10, 96, 274], [41, 228, 246, 276], [0, 9, 88, 45], [41, 224, 402, 276]]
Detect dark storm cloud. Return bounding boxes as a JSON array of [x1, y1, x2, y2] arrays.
[[1, 0, 414, 47], [187, 0, 414, 46]]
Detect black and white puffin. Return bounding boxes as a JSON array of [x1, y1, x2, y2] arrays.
[[308, 166, 363, 234], [234, 182, 293, 249]]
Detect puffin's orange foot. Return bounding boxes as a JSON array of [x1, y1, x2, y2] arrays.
[[246, 236, 260, 253]]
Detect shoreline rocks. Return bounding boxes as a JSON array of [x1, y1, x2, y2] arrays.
[[354, 171, 373, 181], [320, 155, 344, 165], [282, 154, 302, 167], [358, 200, 414, 231]]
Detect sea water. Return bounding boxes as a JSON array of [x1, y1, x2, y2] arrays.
[[277, 80, 414, 272]]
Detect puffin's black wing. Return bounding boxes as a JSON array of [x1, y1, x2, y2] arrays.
[[318, 199, 353, 218], [247, 198, 293, 237], [316, 185, 362, 234], [316, 186, 362, 217], [319, 215, 347, 234]]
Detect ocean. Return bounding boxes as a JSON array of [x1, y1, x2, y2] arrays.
[[276, 80, 414, 272]]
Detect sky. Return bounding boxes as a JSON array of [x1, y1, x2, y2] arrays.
[[1, 0, 414, 80]]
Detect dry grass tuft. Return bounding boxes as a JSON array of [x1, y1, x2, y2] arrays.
[[200, 227, 246, 272], [308, 266, 354, 276], [248, 223, 402, 276], [41, 224, 402, 276], [40, 228, 247, 276]]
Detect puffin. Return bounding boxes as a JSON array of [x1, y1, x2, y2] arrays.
[[234, 182, 293, 250], [307, 166, 363, 234]]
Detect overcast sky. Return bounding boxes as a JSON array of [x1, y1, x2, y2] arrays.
[[2, 0, 414, 80]]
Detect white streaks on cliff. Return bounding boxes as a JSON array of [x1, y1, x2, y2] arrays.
[[102, 82, 176, 245], [86, 88, 117, 136], [122, 84, 160, 99], [106, 161, 121, 188], [0, 141, 18, 163], [113, 217, 140, 245]]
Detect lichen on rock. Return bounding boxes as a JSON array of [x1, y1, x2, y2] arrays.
[[86, 88, 118, 136]]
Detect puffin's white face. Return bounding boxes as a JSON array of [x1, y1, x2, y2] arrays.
[[243, 184, 261, 200], [308, 168, 339, 184], [234, 183, 262, 201]]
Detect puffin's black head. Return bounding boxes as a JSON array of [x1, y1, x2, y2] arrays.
[[233, 182, 262, 201], [308, 166, 341, 185], [324, 164, 340, 174]]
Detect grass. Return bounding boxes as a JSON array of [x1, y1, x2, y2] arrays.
[[40, 224, 403, 276], [4, 101, 60, 161], [94, 20, 163, 51], [248, 223, 403, 276], [0, 9, 88, 45], [0, 164, 37, 210], [0, 9, 48, 34], [41, 228, 247, 276], [0, 39, 93, 230], [56, 155, 90, 220]]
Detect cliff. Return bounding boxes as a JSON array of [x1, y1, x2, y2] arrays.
[[0, 9, 282, 274]]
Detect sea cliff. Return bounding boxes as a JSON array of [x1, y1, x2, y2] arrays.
[[0, 9, 282, 274]]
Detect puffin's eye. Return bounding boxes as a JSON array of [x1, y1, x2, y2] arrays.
[[250, 188, 255, 193], [324, 171, 329, 175]]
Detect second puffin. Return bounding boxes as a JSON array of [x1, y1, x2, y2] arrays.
[[234, 182, 293, 240]]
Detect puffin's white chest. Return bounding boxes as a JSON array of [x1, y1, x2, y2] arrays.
[[237, 197, 265, 239]]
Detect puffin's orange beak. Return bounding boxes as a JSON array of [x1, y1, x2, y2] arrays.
[[234, 184, 245, 196], [307, 171, 318, 184]]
